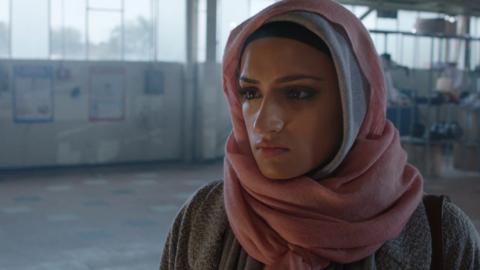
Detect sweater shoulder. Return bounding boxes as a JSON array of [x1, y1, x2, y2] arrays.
[[374, 201, 431, 269], [160, 180, 227, 270], [186, 180, 225, 211], [370, 198, 480, 270], [442, 200, 480, 269]]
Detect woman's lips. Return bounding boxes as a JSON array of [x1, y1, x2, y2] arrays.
[[256, 146, 290, 157]]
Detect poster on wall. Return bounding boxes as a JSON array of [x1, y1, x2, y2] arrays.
[[0, 64, 9, 94], [13, 65, 54, 123], [89, 66, 126, 122], [144, 69, 164, 95], [0, 65, 10, 111]]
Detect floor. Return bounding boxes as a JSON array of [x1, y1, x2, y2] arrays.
[[0, 161, 479, 270]]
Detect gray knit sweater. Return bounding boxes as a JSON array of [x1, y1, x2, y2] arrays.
[[160, 181, 480, 270]]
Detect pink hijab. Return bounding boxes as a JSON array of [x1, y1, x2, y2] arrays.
[[222, 0, 423, 269]]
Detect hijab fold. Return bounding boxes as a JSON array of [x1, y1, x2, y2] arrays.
[[222, 1, 423, 269]]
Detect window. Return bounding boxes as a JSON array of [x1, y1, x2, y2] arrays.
[[418, 11, 440, 19], [11, 0, 49, 59], [415, 37, 433, 68], [471, 17, 480, 37], [397, 11, 418, 32], [217, 0, 278, 62], [50, 0, 87, 60], [471, 39, 480, 70], [89, 0, 122, 10], [217, 0, 249, 62], [0, 0, 9, 57], [87, 8, 122, 60], [376, 17, 397, 31], [124, 0, 153, 61], [470, 18, 480, 69], [363, 10, 377, 30], [347, 5, 377, 29], [157, 0, 186, 62], [249, 0, 276, 15], [399, 35, 415, 67], [196, 0, 207, 62]]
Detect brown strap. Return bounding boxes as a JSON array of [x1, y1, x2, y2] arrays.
[[423, 194, 447, 270]]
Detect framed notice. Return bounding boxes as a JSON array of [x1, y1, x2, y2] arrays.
[[144, 69, 164, 95], [13, 65, 54, 123], [89, 66, 126, 122]]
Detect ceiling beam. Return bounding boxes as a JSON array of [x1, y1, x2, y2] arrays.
[[337, 0, 480, 16], [359, 7, 374, 20]]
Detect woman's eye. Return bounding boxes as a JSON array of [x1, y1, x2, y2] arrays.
[[239, 87, 260, 101], [286, 88, 316, 100]]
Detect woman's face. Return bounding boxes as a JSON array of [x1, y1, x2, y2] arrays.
[[239, 37, 343, 180]]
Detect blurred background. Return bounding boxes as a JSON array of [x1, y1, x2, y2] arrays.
[[0, 0, 479, 269]]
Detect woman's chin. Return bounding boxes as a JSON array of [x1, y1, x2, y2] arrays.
[[257, 164, 303, 180]]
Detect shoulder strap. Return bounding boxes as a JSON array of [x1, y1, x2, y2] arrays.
[[423, 194, 448, 270]]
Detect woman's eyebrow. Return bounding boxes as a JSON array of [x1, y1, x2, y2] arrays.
[[239, 76, 259, 84], [239, 74, 323, 84], [274, 74, 324, 83]]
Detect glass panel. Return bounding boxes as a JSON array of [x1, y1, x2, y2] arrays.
[[431, 38, 441, 65], [88, 11, 122, 60], [449, 39, 465, 69], [361, 10, 377, 29], [401, 35, 415, 68], [217, 0, 249, 62], [472, 41, 480, 71], [341, 4, 354, 13], [416, 37, 433, 68], [470, 17, 478, 37], [418, 11, 442, 19], [476, 17, 478, 36], [249, 0, 275, 16], [197, 0, 206, 62], [0, 0, 8, 22], [11, 0, 49, 59], [350, 5, 369, 18], [396, 34, 406, 66], [372, 33, 386, 54], [124, 0, 152, 61], [88, 0, 121, 10], [397, 10, 417, 32], [385, 34, 399, 61], [0, 0, 9, 57], [376, 17, 397, 31], [350, 5, 378, 29], [65, 0, 87, 59], [50, 0, 64, 59], [157, 0, 186, 62]]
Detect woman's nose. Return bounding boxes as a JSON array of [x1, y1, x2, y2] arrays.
[[253, 98, 285, 135]]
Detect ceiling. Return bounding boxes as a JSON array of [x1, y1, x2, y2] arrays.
[[337, 0, 480, 16]]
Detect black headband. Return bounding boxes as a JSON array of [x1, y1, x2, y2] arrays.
[[242, 21, 332, 57]]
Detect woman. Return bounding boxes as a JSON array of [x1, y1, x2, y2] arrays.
[[160, 0, 480, 269]]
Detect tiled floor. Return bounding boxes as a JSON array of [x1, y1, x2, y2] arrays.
[[0, 161, 479, 270], [0, 162, 223, 270]]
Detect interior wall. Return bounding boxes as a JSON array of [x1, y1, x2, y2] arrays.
[[2, 61, 461, 169], [0, 60, 185, 168], [391, 68, 476, 95], [195, 62, 231, 160]]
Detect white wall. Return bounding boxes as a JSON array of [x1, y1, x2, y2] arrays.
[[195, 63, 231, 159], [0, 60, 185, 168], [1, 59, 475, 169]]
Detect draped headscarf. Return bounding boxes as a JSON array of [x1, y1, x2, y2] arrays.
[[222, 1, 424, 269]]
